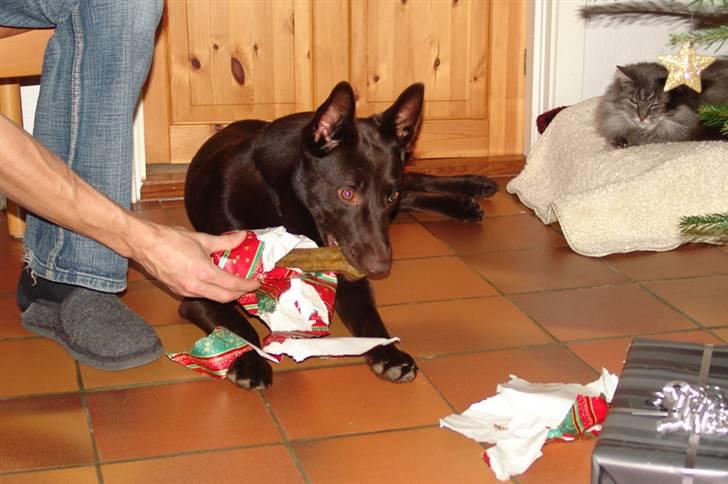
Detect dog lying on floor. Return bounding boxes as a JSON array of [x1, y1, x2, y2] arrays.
[[180, 81, 498, 389]]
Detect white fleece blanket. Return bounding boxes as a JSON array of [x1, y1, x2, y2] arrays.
[[507, 97, 728, 257]]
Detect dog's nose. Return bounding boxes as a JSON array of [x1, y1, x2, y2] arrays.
[[364, 257, 391, 276]]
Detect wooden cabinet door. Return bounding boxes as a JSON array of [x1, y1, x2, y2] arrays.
[[144, 0, 525, 164], [149, 0, 315, 163], [318, 0, 525, 158]]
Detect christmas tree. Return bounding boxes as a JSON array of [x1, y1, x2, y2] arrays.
[[582, 0, 728, 240]]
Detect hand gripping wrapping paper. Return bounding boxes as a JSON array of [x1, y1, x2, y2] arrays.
[[168, 227, 398, 377]]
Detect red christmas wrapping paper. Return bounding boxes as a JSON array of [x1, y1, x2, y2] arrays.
[[168, 227, 398, 377]]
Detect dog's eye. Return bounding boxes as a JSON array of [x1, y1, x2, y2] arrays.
[[387, 189, 400, 204], [338, 187, 357, 203]]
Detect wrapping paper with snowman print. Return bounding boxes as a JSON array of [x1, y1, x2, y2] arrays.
[[167, 227, 398, 375]]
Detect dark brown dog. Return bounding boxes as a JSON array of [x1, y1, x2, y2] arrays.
[[181, 81, 497, 389]]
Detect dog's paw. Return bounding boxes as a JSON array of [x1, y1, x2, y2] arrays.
[[462, 176, 499, 199], [450, 197, 484, 222], [366, 346, 418, 383], [226, 351, 273, 390]]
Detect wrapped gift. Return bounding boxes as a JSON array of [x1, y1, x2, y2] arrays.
[[592, 338, 728, 484]]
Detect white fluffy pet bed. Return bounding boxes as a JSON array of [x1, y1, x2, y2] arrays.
[[507, 97, 728, 257]]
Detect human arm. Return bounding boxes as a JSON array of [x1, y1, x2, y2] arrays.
[[0, 114, 259, 302]]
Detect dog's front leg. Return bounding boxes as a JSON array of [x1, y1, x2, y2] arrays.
[[402, 172, 498, 198], [335, 278, 417, 383], [179, 299, 273, 390], [399, 191, 485, 222]]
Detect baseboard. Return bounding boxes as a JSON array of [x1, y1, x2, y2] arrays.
[[140, 155, 526, 201]]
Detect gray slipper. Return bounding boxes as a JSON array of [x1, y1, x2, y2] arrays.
[[21, 288, 162, 370]]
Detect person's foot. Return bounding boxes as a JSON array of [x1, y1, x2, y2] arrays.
[[18, 270, 162, 370], [17, 268, 75, 311]]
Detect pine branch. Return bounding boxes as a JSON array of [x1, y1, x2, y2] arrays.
[[679, 213, 728, 236], [581, 1, 728, 29], [688, 0, 728, 10], [699, 104, 728, 135], [699, 104, 728, 126], [670, 25, 728, 48]]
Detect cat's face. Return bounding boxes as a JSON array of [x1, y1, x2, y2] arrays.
[[616, 65, 669, 127]]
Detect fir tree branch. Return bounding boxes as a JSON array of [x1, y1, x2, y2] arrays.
[[699, 104, 728, 135], [670, 25, 728, 48], [688, 0, 728, 10], [699, 104, 728, 126], [679, 213, 728, 236], [581, 1, 728, 29]]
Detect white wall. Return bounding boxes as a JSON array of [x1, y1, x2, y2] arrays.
[[20, 84, 39, 134], [582, 6, 694, 99]]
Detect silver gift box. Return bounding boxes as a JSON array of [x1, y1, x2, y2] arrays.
[[592, 338, 728, 484]]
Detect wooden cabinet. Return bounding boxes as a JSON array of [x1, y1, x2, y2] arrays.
[[143, 0, 526, 165]]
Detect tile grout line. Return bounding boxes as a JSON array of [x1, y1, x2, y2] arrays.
[[6, 323, 726, 404], [414, 363, 508, 477], [0, 441, 296, 477], [75, 361, 105, 484], [416, 208, 586, 484], [0, 421, 490, 479], [603, 261, 724, 339], [451, 244, 606, 379], [0, 464, 95, 479], [257, 390, 312, 484]]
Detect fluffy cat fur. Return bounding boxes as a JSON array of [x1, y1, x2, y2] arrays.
[[595, 59, 728, 147]]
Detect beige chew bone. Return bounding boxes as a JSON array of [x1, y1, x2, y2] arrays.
[[275, 247, 366, 280]]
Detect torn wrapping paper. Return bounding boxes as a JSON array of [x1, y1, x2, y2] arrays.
[[440, 369, 619, 481], [168, 227, 398, 377], [263, 334, 400, 363], [166, 326, 276, 379]]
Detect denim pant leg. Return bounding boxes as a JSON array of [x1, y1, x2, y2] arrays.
[[1, 0, 163, 293]]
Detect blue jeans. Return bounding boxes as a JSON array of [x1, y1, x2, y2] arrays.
[[0, 0, 163, 292]]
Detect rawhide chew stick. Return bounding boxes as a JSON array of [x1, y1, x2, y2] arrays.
[[275, 247, 366, 280]]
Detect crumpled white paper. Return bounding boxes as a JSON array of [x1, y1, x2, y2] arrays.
[[245, 337, 401, 363], [248, 227, 399, 362], [440, 368, 619, 481], [254, 226, 318, 272]]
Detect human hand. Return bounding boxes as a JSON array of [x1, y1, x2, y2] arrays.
[[130, 222, 260, 302]]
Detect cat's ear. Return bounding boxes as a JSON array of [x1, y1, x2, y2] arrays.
[[305, 81, 356, 154], [616, 65, 634, 81]]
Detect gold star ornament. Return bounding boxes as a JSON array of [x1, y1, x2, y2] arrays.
[[657, 42, 716, 93]]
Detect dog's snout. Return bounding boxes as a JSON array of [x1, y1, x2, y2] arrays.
[[363, 256, 391, 276]]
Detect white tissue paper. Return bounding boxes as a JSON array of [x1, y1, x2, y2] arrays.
[[440, 369, 619, 481]]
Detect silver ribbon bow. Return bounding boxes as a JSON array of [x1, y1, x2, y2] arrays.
[[652, 380, 728, 436]]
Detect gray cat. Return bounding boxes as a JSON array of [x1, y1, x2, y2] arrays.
[[595, 60, 727, 147]]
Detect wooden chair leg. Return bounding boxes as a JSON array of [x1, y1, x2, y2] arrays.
[[0, 79, 27, 238], [5, 200, 26, 238]]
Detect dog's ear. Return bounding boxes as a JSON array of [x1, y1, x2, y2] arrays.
[[305, 81, 356, 154], [378, 83, 425, 149]]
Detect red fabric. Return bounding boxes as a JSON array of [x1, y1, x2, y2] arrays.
[[537, 106, 568, 134]]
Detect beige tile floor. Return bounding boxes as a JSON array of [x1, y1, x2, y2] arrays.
[[2, 177, 728, 483]]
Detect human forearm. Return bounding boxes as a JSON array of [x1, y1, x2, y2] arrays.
[[0, 115, 258, 301], [0, 114, 143, 256]]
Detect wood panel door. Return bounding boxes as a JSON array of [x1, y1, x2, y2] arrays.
[[143, 0, 526, 164]]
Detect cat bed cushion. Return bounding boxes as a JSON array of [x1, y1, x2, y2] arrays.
[[507, 97, 728, 257]]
